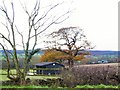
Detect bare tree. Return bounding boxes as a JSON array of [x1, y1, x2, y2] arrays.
[[0, 0, 70, 84], [45, 27, 94, 67]]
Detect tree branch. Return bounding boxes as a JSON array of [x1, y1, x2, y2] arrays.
[[0, 33, 13, 47]]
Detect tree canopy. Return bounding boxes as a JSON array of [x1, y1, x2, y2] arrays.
[[44, 27, 93, 67], [40, 49, 86, 64]]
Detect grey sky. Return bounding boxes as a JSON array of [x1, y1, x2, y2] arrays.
[[0, 0, 118, 51]]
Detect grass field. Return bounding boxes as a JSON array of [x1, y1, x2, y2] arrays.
[[0, 69, 60, 81], [0, 84, 119, 89], [0, 69, 16, 81], [26, 75, 60, 80], [0, 75, 10, 81], [75, 84, 119, 89], [0, 69, 16, 75], [0, 75, 60, 81]]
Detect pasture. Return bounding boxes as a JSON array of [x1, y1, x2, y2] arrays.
[[0, 69, 59, 81]]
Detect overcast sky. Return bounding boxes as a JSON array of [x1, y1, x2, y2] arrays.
[[61, 0, 118, 51], [0, 0, 119, 51]]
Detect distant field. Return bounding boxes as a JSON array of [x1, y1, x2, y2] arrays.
[[74, 63, 119, 67]]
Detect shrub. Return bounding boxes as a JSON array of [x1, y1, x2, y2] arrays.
[[60, 64, 119, 87]]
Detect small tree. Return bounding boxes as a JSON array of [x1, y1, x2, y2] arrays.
[[0, 0, 70, 84], [44, 27, 93, 67]]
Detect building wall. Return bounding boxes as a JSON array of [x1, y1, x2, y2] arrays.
[[36, 63, 64, 75]]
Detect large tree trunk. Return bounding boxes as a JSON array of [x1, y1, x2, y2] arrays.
[[68, 59, 74, 68], [19, 74, 26, 85], [7, 69, 26, 85]]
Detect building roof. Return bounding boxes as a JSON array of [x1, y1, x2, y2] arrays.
[[35, 62, 64, 67]]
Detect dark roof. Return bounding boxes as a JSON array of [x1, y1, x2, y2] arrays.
[[35, 62, 63, 67]]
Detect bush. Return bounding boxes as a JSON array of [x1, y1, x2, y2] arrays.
[[59, 69, 79, 87], [60, 64, 119, 87]]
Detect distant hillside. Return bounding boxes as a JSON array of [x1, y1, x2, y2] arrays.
[[89, 50, 118, 56], [0, 50, 44, 55], [0, 50, 119, 56]]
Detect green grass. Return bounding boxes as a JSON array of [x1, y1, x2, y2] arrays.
[[0, 69, 7, 74], [26, 75, 60, 80], [0, 84, 119, 89], [0, 74, 59, 81], [75, 84, 119, 88], [0, 69, 59, 81], [0, 85, 49, 88], [0, 69, 16, 81], [0, 75, 10, 81], [0, 69, 16, 75], [0, 69, 60, 81]]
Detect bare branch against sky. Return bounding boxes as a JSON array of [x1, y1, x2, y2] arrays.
[[0, 0, 118, 51]]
